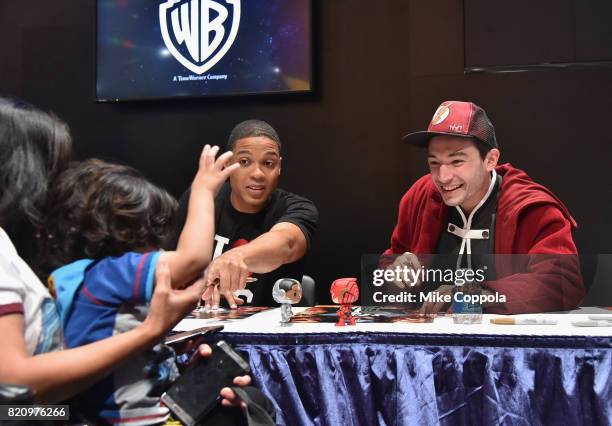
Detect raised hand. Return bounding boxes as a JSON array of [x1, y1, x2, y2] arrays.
[[195, 145, 240, 195]]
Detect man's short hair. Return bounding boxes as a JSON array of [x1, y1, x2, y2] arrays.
[[474, 138, 492, 160], [227, 119, 281, 152]]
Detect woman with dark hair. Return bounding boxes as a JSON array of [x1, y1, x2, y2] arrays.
[[0, 99, 249, 416], [0, 97, 71, 270]]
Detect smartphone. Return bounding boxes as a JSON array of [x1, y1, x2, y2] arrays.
[[161, 340, 250, 426], [164, 325, 224, 347]]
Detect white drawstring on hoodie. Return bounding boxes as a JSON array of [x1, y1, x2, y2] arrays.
[[446, 169, 498, 270]]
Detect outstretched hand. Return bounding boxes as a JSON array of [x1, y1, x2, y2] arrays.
[[143, 260, 205, 338], [202, 251, 249, 310]]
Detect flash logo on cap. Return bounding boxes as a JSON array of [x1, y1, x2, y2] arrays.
[[431, 105, 450, 125]]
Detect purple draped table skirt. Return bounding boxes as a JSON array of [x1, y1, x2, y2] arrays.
[[201, 332, 612, 426]]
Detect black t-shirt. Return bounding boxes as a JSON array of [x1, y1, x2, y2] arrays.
[[173, 183, 318, 306]]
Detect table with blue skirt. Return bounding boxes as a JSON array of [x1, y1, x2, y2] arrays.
[[177, 308, 612, 426]]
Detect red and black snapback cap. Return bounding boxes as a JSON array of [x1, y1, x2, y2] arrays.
[[402, 101, 497, 149]]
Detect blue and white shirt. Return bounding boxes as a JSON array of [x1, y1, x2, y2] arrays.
[[52, 251, 178, 426]]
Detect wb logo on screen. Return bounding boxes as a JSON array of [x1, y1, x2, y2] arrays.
[[160, 0, 241, 75]]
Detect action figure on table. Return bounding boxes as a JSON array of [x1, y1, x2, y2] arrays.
[[330, 278, 359, 326], [272, 278, 303, 325]]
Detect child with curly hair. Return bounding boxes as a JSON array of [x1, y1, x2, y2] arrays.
[[44, 146, 239, 424]]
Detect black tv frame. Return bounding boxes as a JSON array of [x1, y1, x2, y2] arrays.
[[95, 0, 314, 103]]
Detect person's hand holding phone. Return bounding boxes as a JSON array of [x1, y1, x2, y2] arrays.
[[193, 344, 251, 409]]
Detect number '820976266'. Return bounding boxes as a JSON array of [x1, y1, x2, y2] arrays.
[[0, 405, 69, 420]]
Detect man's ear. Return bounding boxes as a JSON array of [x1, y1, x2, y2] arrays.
[[278, 156, 282, 175], [485, 149, 500, 171]]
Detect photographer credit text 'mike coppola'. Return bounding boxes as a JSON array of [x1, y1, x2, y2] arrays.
[[370, 265, 506, 305]]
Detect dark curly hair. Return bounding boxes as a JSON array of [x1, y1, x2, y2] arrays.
[[41, 159, 177, 270], [0, 97, 72, 267]]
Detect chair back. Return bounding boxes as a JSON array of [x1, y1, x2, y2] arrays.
[[300, 275, 316, 306]]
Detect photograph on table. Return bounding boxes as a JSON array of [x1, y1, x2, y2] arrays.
[[290, 305, 435, 324], [187, 306, 271, 320]]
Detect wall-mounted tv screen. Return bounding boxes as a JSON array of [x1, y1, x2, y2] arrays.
[[96, 0, 312, 101]]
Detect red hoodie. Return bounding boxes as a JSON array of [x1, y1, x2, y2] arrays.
[[385, 163, 585, 314]]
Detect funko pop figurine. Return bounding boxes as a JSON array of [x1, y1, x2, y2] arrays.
[[330, 278, 359, 326], [272, 278, 303, 325]]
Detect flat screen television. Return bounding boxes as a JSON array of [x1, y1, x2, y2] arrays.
[[96, 0, 312, 101]]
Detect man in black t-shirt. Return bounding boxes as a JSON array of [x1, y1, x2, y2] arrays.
[[175, 120, 318, 307]]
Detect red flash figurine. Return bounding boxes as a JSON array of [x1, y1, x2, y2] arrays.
[[330, 278, 359, 326]]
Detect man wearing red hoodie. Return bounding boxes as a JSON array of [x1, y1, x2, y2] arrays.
[[384, 100, 584, 314]]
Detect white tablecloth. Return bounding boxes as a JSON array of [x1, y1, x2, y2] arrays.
[[173, 306, 612, 337]]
